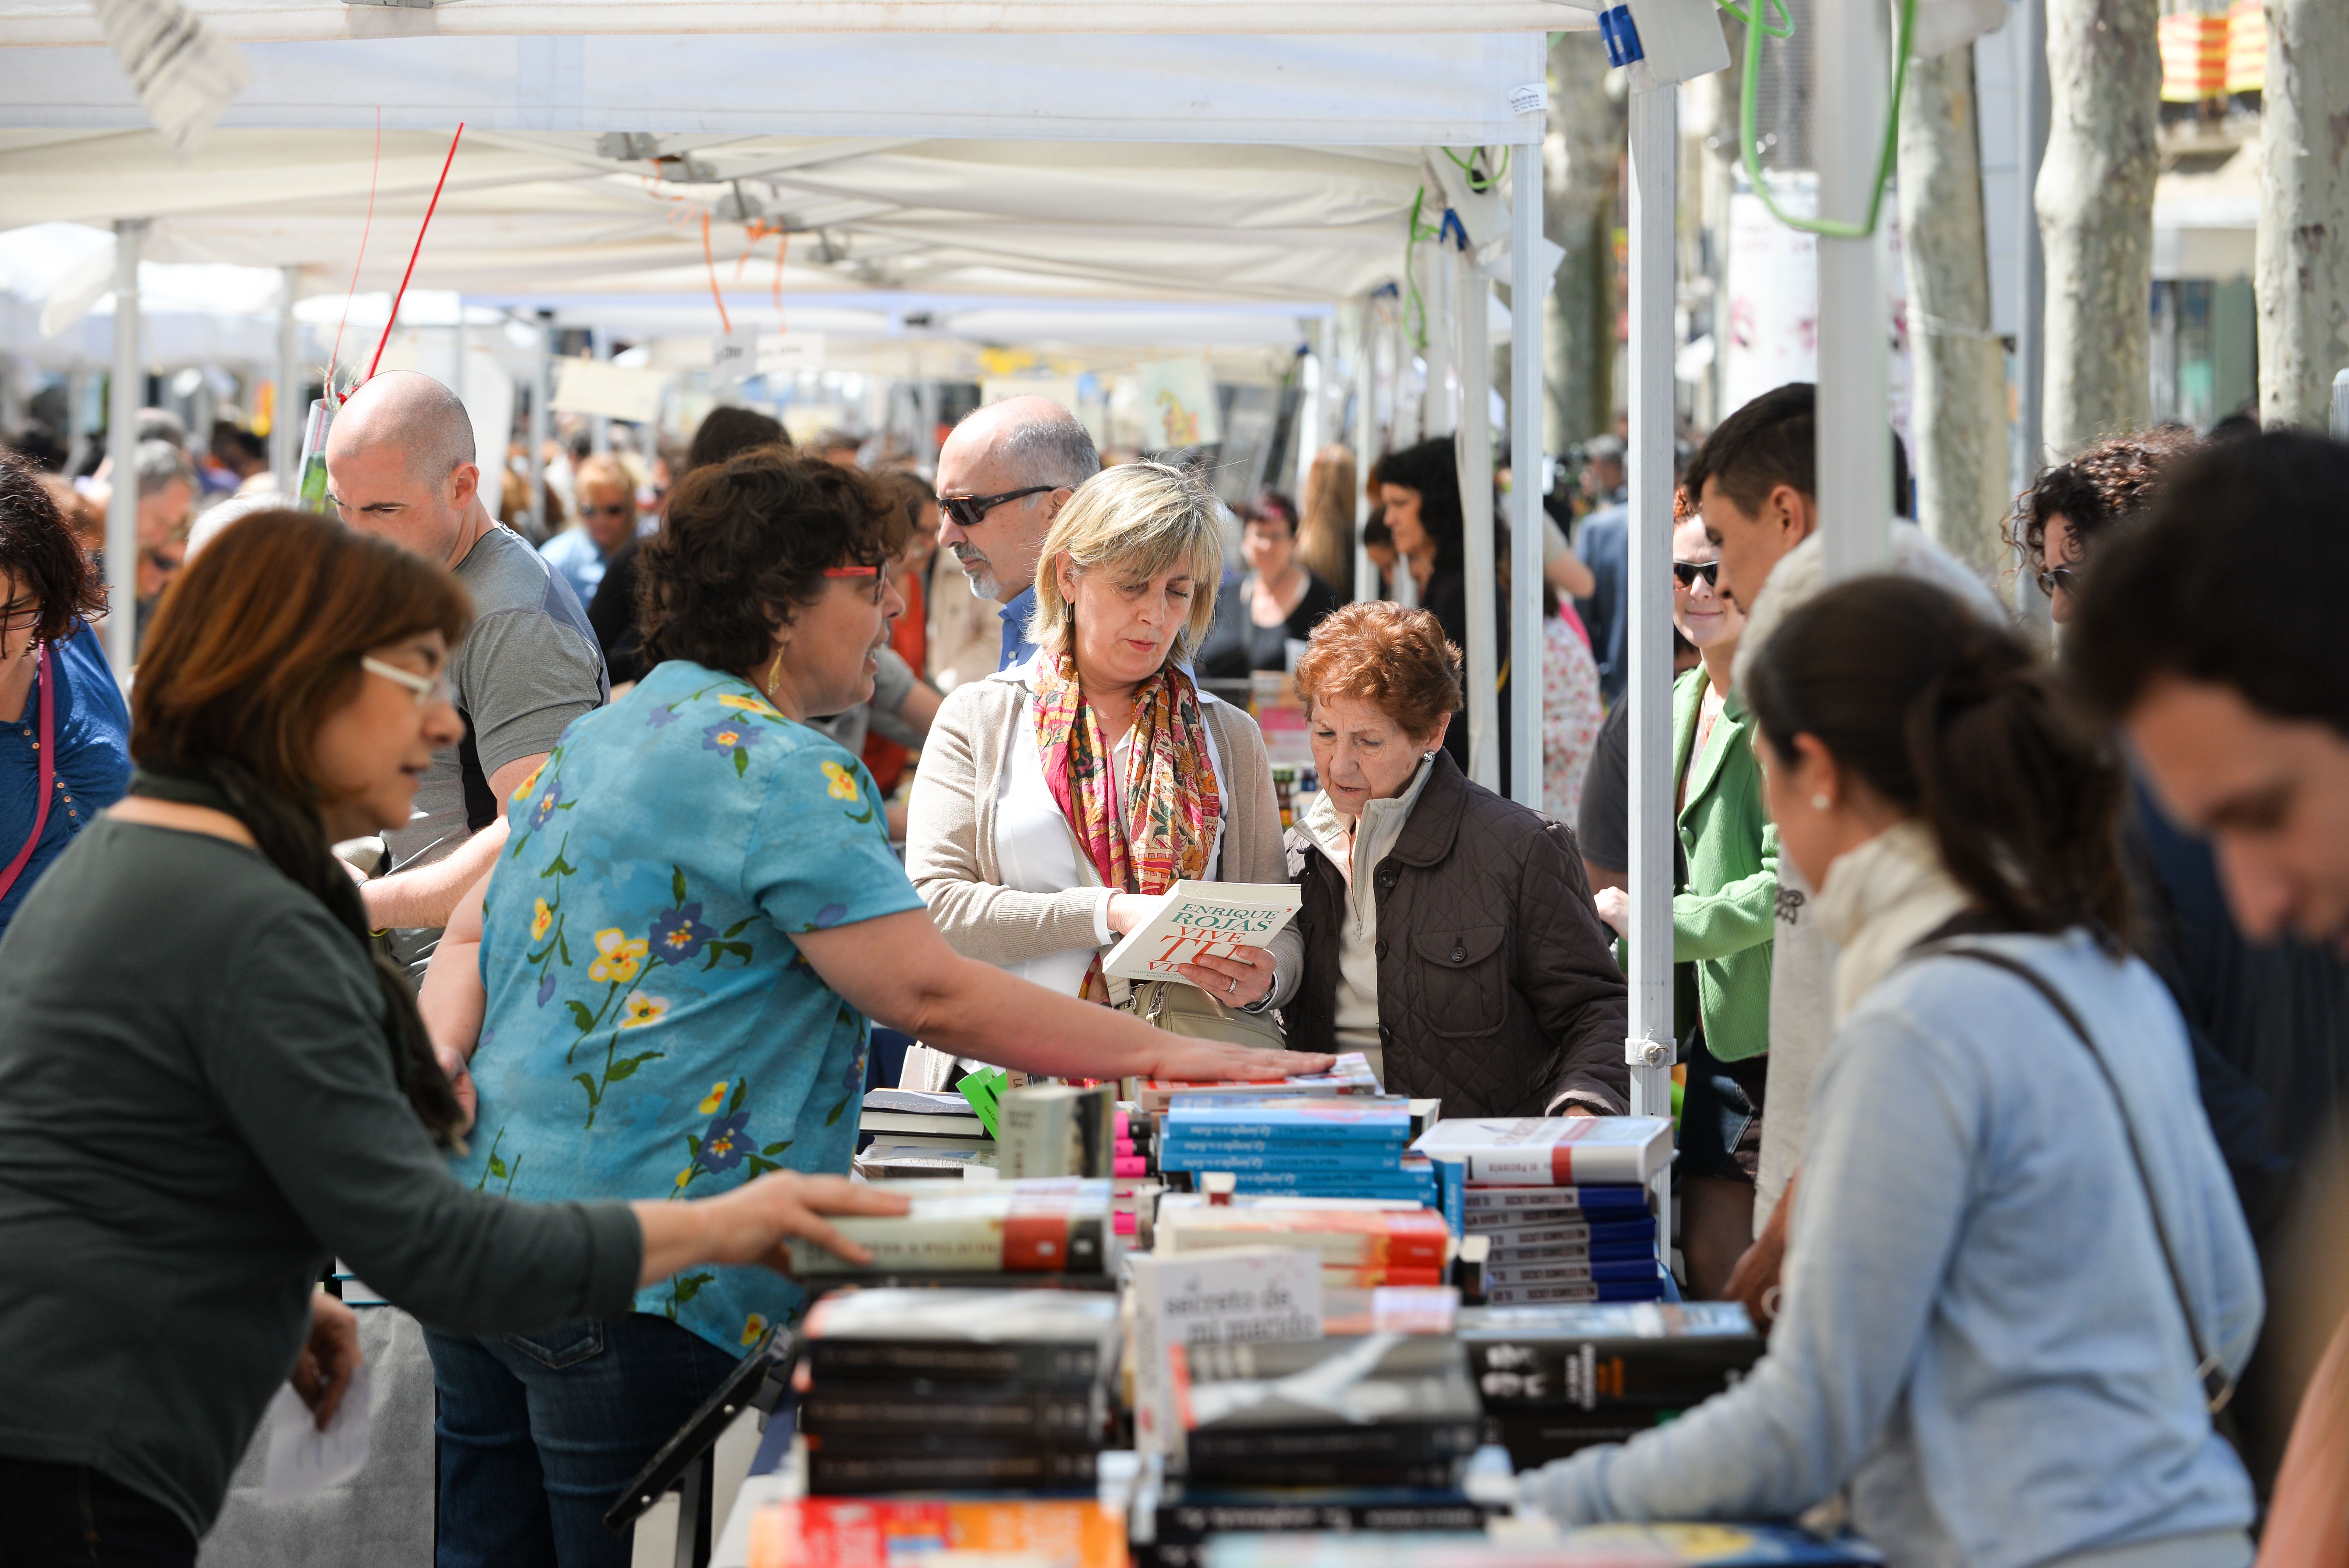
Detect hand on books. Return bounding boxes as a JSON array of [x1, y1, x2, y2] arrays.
[[1178, 944, 1277, 1009], [1145, 1039, 1336, 1086], [633, 1172, 913, 1286]]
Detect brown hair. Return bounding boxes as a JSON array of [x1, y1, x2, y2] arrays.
[[1746, 575, 2132, 950], [2008, 427, 2198, 568], [0, 449, 103, 645], [1299, 444, 1357, 588], [135, 508, 472, 1144], [640, 446, 905, 676], [1293, 600, 1462, 742]]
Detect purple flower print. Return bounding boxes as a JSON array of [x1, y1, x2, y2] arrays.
[[700, 1111, 753, 1172], [651, 902, 717, 964]]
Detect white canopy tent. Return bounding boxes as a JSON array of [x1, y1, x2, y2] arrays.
[[1, 3, 1696, 1166]]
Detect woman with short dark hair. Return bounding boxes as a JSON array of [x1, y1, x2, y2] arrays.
[[1529, 576, 2259, 1568], [424, 448, 1324, 1566], [1281, 600, 1628, 1115], [0, 509, 904, 1568], [1233, 490, 1340, 673], [0, 448, 128, 940]]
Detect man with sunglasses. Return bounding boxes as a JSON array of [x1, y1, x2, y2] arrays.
[[325, 371, 608, 978], [1672, 382, 2003, 1290], [933, 396, 1100, 672]]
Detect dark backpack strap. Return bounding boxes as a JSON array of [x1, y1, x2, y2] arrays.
[[1907, 940, 2236, 1415]]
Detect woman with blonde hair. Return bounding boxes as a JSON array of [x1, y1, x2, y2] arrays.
[[1299, 443, 1357, 600], [907, 460, 1301, 1014]]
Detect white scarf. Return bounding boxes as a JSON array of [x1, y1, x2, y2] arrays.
[[1812, 819, 1972, 1024]]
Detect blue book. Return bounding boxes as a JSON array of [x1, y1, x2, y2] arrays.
[[1157, 1135, 1410, 1158], [1461, 1184, 1651, 1219], [1474, 1215, 1660, 1249], [1487, 1239, 1659, 1265], [1485, 1255, 1661, 1285], [1230, 1174, 1438, 1201], [1160, 1147, 1408, 1174], [1484, 1274, 1666, 1305], [1166, 1101, 1414, 1141]]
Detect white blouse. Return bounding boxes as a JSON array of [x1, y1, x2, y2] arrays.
[[990, 665, 1230, 998]]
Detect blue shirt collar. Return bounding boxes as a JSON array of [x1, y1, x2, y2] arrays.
[[998, 584, 1039, 672]]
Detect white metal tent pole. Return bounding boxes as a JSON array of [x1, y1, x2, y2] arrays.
[[1509, 145, 1545, 807], [272, 266, 301, 491], [1816, 0, 1891, 581], [1455, 244, 1500, 793], [1421, 223, 1456, 438], [2012, 0, 2054, 633], [589, 327, 611, 456], [1294, 317, 1323, 503], [103, 218, 146, 678], [528, 310, 552, 539], [1624, 87, 1677, 1222]]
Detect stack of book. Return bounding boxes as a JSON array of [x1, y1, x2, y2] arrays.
[[1194, 1522, 1884, 1568], [1155, 1203, 1452, 1290], [1158, 1096, 1436, 1206], [1136, 1051, 1382, 1114], [1460, 1300, 1764, 1465], [782, 1178, 1117, 1281], [796, 1288, 1120, 1495], [854, 1086, 994, 1180], [1412, 1118, 1673, 1303], [1169, 1334, 1485, 1490]]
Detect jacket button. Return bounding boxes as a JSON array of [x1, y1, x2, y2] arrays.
[[1450, 945, 1465, 963], [1374, 938, 1388, 959]]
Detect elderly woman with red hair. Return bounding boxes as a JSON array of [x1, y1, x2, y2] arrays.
[[1281, 601, 1629, 1115]]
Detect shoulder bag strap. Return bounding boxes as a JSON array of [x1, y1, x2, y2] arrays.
[[1909, 939, 2235, 1414], [0, 642, 57, 904]]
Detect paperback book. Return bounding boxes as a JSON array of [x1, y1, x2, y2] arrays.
[[1102, 880, 1302, 985], [1459, 1301, 1763, 1409], [1460, 1184, 1652, 1219], [1170, 1333, 1483, 1485], [799, 1288, 1120, 1387], [1138, 1051, 1381, 1112], [782, 1179, 1112, 1277]]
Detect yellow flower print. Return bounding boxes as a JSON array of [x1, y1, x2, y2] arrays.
[[674, 1167, 693, 1190], [821, 759, 860, 802], [510, 761, 544, 804], [589, 928, 648, 984], [698, 1081, 730, 1115], [529, 898, 554, 943], [619, 993, 669, 1029], [740, 1313, 768, 1346], [718, 693, 784, 721]]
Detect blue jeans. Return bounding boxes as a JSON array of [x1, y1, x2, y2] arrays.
[[424, 1313, 738, 1568]]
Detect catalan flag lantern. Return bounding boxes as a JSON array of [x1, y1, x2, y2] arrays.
[[2224, 0, 2265, 96], [2158, 8, 2228, 103]]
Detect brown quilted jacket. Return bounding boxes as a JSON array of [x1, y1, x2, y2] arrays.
[[1281, 750, 1630, 1116]]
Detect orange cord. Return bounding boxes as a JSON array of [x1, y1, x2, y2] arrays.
[[700, 209, 732, 335], [325, 106, 381, 398]]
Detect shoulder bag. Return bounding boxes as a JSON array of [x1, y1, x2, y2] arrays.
[[1121, 978, 1288, 1052], [1908, 939, 2235, 1413]]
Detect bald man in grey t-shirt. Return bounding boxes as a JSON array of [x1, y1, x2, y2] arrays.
[[326, 372, 606, 975]]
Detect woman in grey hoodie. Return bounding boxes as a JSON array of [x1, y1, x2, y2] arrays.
[[1530, 577, 2260, 1568]]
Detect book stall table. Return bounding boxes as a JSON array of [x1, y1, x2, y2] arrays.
[[679, 1065, 1875, 1568]]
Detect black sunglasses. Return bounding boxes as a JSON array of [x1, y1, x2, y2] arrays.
[[939, 486, 1055, 531], [1672, 559, 1720, 589], [2036, 565, 2079, 597]]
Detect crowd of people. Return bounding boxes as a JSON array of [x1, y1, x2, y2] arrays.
[[0, 362, 2344, 1568]]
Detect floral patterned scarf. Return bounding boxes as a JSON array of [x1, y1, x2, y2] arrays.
[[1033, 651, 1221, 900]]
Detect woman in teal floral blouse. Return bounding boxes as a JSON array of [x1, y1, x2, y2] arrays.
[[419, 447, 1325, 1568]]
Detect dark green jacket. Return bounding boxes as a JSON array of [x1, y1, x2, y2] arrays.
[[1672, 665, 1776, 1061]]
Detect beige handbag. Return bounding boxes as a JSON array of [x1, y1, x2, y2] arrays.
[[1122, 978, 1288, 1051]]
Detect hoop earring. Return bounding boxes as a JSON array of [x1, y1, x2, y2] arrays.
[[764, 644, 786, 700]]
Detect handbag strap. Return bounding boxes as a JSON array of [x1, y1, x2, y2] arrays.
[[1908, 939, 2235, 1414], [0, 642, 56, 905]]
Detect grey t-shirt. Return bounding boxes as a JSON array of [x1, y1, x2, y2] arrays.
[[811, 646, 921, 756], [387, 524, 606, 970], [0, 818, 640, 1539]]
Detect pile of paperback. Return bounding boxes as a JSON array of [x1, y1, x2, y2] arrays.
[[1411, 1117, 1673, 1304], [1157, 1094, 1438, 1206]]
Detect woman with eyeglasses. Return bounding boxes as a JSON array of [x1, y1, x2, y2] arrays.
[[0, 450, 130, 943], [1592, 501, 1775, 1297], [540, 453, 638, 613], [418, 450, 1325, 1565], [0, 508, 912, 1568], [2010, 429, 2199, 624], [905, 460, 1307, 1024]]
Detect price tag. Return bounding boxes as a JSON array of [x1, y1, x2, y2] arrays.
[[755, 333, 825, 378]]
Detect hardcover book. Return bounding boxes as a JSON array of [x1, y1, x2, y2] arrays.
[[1412, 1117, 1673, 1186], [1460, 1185, 1651, 1219], [799, 1288, 1120, 1387], [1459, 1301, 1762, 1409], [782, 1180, 1112, 1277]]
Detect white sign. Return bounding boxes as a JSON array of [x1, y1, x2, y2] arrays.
[[1722, 180, 1819, 419], [1134, 357, 1222, 449], [713, 330, 826, 384], [551, 358, 668, 424], [261, 1360, 371, 1504], [1128, 1247, 1322, 1457]]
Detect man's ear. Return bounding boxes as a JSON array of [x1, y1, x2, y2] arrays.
[[1769, 482, 1818, 544], [449, 461, 481, 514], [1043, 486, 1075, 522]]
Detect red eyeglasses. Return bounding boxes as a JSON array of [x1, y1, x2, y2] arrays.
[[823, 565, 880, 578]]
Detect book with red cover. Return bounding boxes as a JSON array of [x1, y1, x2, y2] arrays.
[[1412, 1117, 1672, 1186], [1156, 1205, 1452, 1270]]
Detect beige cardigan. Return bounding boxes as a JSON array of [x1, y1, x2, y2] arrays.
[[904, 664, 1303, 994]]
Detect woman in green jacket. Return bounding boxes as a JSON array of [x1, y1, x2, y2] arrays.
[[1595, 507, 1775, 1295]]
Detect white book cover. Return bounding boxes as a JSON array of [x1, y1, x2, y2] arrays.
[[1412, 1117, 1674, 1186], [1100, 880, 1302, 986], [1128, 1247, 1324, 1457]]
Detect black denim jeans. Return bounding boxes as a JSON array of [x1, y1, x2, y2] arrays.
[[0, 1458, 196, 1568]]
